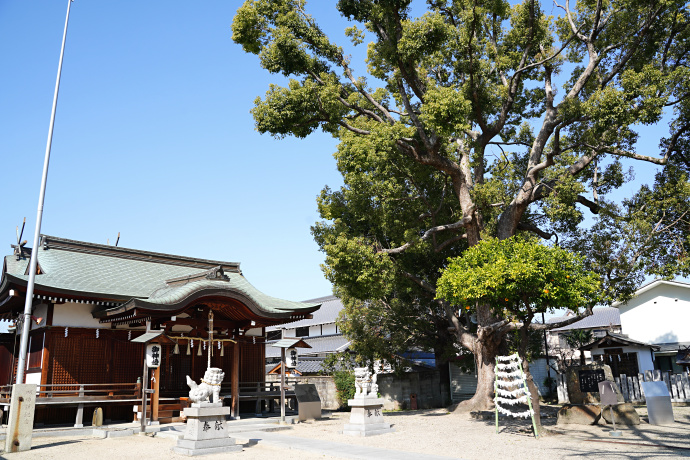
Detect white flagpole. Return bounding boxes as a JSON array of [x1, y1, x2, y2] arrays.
[[15, 0, 74, 385]]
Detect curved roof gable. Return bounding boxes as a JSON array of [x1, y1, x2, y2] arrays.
[[2, 235, 319, 320]]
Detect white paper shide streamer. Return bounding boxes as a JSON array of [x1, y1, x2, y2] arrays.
[[494, 354, 533, 419]]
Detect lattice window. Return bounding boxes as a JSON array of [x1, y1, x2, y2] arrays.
[[112, 339, 143, 383], [74, 337, 109, 384], [48, 333, 79, 386], [240, 343, 264, 383]]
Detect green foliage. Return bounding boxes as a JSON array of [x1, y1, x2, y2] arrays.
[[505, 327, 545, 362], [564, 329, 593, 350], [233, 0, 690, 406], [320, 351, 354, 375], [437, 237, 602, 318], [332, 370, 356, 408]]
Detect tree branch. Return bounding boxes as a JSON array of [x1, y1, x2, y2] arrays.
[[517, 222, 557, 242], [379, 212, 474, 255]]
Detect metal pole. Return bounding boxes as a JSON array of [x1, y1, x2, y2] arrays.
[[541, 313, 551, 380], [280, 347, 286, 424], [16, 0, 74, 385], [140, 362, 149, 434]]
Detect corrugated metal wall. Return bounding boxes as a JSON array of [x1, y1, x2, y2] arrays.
[[449, 362, 477, 402]]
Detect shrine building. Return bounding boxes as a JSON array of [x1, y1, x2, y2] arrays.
[[0, 235, 320, 425]]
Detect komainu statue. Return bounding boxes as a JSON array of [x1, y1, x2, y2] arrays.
[[354, 367, 378, 398], [186, 367, 225, 403]]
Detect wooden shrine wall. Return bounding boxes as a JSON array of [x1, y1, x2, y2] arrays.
[[46, 328, 143, 386], [159, 340, 266, 396], [0, 334, 16, 386], [240, 341, 265, 383]]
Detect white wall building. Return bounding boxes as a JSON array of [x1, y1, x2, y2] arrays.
[[614, 279, 690, 373], [265, 295, 350, 369]]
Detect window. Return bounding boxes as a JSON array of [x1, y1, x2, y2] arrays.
[[295, 327, 309, 337], [266, 330, 281, 341]]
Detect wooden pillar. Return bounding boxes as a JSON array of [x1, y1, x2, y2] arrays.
[[231, 341, 240, 419], [39, 330, 50, 395], [152, 364, 160, 421]]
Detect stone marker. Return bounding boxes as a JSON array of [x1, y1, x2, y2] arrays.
[[92, 407, 104, 427], [294, 384, 322, 422], [558, 365, 637, 426], [566, 364, 622, 405], [4, 384, 37, 453], [343, 367, 394, 437]]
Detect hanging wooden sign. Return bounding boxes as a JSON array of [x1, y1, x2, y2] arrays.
[[146, 343, 162, 368], [286, 348, 298, 368]]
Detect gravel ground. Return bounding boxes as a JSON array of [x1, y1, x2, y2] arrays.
[[2, 405, 689, 460]]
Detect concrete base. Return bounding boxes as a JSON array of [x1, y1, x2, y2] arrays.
[[174, 401, 241, 455], [172, 438, 243, 456], [298, 401, 322, 422], [342, 422, 395, 437], [344, 397, 394, 437]]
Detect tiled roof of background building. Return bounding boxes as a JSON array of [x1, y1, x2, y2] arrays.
[[548, 307, 621, 331], [267, 295, 343, 329], [266, 334, 350, 358]]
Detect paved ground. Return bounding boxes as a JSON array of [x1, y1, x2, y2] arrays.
[[1, 405, 689, 459]]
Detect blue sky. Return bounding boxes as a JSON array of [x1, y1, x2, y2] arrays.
[[0, 1, 354, 303], [0, 0, 679, 322]]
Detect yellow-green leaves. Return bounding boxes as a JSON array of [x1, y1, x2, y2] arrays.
[[437, 237, 602, 316], [420, 84, 471, 137]]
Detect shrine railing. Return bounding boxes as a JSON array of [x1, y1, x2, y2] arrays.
[[0, 382, 141, 403], [220, 379, 299, 398]]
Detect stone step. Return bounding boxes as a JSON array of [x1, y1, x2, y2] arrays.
[[158, 416, 185, 424], [226, 424, 293, 434]]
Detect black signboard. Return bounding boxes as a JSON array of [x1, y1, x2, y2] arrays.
[[578, 369, 606, 392], [294, 384, 321, 403]]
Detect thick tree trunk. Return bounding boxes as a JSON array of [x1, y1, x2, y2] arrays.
[[453, 332, 501, 412]]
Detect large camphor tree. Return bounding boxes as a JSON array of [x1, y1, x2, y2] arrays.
[[232, 0, 690, 411]]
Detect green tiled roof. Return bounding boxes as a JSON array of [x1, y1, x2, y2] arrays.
[[2, 235, 319, 317], [7, 247, 211, 299]]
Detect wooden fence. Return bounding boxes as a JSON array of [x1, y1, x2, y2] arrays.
[[614, 370, 690, 403], [557, 370, 690, 404]]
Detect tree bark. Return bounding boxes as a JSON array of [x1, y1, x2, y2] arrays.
[[453, 330, 501, 412]]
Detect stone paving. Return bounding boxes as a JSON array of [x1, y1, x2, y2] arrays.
[[0, 405, 688, 459]]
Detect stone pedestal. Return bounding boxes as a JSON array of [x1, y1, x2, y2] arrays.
[[557, 404, 602, 425], [601, 403, 641, 425], [343, 397, 394, 437], [172, 402, 242, 456]]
